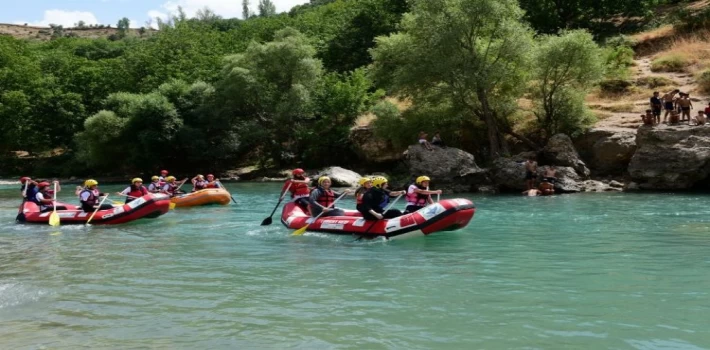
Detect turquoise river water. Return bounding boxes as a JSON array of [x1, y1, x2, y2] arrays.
[[1, 183, 710, 349]]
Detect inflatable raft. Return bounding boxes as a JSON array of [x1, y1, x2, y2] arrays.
[[281, 198, 475, 240], [171, 188, 231, 208], [17, 193, 171, 225]]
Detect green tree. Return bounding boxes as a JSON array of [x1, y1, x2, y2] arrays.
[[531, 30, 604, 141], [370, 0, 534, 159], [258, 0, 277, 17], [242, 0, 251, 19]]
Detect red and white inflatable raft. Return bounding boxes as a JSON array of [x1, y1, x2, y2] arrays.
[[281, 198, 475, 240], [17, 193, 172, 225]]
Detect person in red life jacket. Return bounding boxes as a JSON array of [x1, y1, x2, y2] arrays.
[[404, 176, 442, 214], [308, 176, 352, 217], [79, 179, 114, 212], [43, 178, 62, 198], [192, 174, 208, 191], [282, 168, 311, 210], [161, 176, 185, 197], [358, 176, 405, 220], [354, 177, 372, 213], [20, 177, 38, 200], [159, 170, 169, 183], [34, 182, 68, 212], [148, 176, 162, 193], [204, 174, 221, 188], [117, 178, 149, 203]]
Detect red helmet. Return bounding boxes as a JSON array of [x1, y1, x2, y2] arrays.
[[207, 174, 214, 178], [160, 170, 168, 175], [37, 181, 50, 189], [292, 168, 305, 176], [20, 176, 30, 184]]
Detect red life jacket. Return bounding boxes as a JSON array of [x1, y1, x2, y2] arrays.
[[289, 180, 310, 199], [406, 184, 429, 206], [205, 182, 218, 189], [315, 188, 335, 208], [356, 193, 364, 205], [128, 185, 148, 198]]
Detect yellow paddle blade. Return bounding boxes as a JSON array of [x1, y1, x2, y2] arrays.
[[292, 224, 309, 236], [112, 201, 123, 206], [49, 211, 60, 227], [169, 203, 176, 210]]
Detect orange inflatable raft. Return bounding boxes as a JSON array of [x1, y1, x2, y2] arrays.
[[170, 188, 231, 208]]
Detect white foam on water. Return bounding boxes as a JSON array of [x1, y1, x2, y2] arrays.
[[0, 282, 48, 309]]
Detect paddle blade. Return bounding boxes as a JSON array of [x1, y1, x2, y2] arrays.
[[261, 217, 272, 226], [49, 211, 60, 227], [112, 201, 123, 206], [169, 203, 176, 210], [292, 224, 309, 236]]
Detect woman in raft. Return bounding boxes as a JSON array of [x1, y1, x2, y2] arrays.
[[358, 176, 406, 220], [404, 176, 442, 214], [117, 178, 149, 203], [354, 177, 372, 213], [308, 176, 352, 217], [281, 168, 311, 211], [79, 179, 114, 212]]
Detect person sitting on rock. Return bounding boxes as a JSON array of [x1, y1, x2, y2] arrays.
[[694, 110, 706, 126], [431, 131, 445, 147], [646, 109, 656, 125], [641, 113, 654, 126], [669, 110, 681, 125], [538, 181, 555, 196], [542, 167, 557, 184], [418, 131, 433, 151], [525, 156, 538, 190]]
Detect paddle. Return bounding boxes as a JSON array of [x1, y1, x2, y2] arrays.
[[173, 178, 188, 195], [261, 182, 291, 226], [293, 192, 348, 236], [217, 181, 237, 204], [86, 194, 110, 226], [356, 194, 403, 241], [49, 182, 60, 227]]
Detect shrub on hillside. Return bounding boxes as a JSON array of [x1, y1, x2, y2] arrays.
[[651, 54, 688, 72], [671, 7, 710, 33], [635, 76, 676, 89], [599, 79, 633, 94], [698, 70, 710, 94]]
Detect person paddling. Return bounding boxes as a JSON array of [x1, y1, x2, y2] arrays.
[[204, 174, 221, 188], [161, 176, 184, 197], [79, 179, 113, 212], [404, 176, 442, 214], [117, 178, 149, 203], [159, 170, 169, 184], [355, 177, 372, 213], [20, 177, 38, 200], [34, 181, 67, 212], [148, 176, 162, 193], [358, 176, 405, 220], [308, 176, 352, 218], [192, 174, 208, 191], [282, 168, 311, 211]]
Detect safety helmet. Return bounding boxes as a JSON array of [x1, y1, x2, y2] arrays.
[[318, 176, 331, 186], [166, 176, 176, 182], [85, 179, 98, 187], [132, 177, 143, 184], [20, 176, 30, 184], [358, 177, 372, 186], [292, 168, 305, 176], [416, 176, 431, 185], [197, 174, 204, 179], [371, 176, 388, 188], [38, 181, 50, 189], [151, 176, 159, 181], [161, 170, 168, 175], [206, 174, 214, 178]]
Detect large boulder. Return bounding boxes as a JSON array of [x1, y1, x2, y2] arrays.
[[541, 134, 591, 177], [489, 158, 618, 193], [629, 125, 710, 189], [350, 126, 404, 164], [313, 166, 362, 187], [406, 145, 491, 192], [575, 128, 637, 175]]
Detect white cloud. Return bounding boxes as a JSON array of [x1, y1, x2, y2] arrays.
[[19, 9, 99, 27], [152, 0, 310, 20]]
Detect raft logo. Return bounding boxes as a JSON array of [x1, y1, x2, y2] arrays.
[[420, 204, 444, 220], [320, 220, 348, 230]]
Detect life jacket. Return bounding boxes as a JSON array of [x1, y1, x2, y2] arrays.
[[127, 185, 148, 198], [406, 184, 429, 206], [148, 182, 161, 192], [205, 181, 219, 189], [314, 188, 335, 208], [355, 187, 367, 205], [80, 189, 98, 206], [163, 183, 176, 194], [193, 180, 207, 191], [289, 179, 310, 199]]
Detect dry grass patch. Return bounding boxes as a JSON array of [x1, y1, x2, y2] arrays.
[[636, 75, 678, 88], [591, 110, 614, 121], [650, 31, 710, 72], [354, 113, 377, 127], [632, 25, 676, 44]]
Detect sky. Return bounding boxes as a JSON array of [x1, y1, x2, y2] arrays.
[[2, 0, 311, 28]]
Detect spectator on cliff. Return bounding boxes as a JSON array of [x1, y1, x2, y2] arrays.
[[662, 89, 680, 123], [641, 113, 654, 126], [524, 156, 538, 190], [704, 102, 710, 116], [650, 91, 662, 124], [677, 93, 693, 123], [695, 110, 706, 126], [669, 110, 680, 125], [646, 109, 656, 125], [431, 131, 445, 147], [418, 131, 433, 151]]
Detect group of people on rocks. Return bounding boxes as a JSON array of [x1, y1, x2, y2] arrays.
[[281, 169, 443, 220], [19, 169, 223, 213], [522, 156, 557, 196], [646, 90, 710, 126], [418, 131, 445, 151]]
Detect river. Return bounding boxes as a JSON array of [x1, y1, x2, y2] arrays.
[[1, 183, 710, 349]]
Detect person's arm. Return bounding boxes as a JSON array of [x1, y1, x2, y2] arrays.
[[53, 180, 61, 192], [309, 189, 327, 211], [413, 188, 442, 195], [362, 192, 383, 219], [280, 180, 292, 195], [117, 187, 130, 196], [290, 178, 309, 184]]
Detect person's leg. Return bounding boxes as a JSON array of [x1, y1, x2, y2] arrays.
[[383, 209, 403, 219], [99, 204, 114, 210]]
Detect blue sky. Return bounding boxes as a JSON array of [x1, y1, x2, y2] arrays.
[[2, 0, 311, 28]]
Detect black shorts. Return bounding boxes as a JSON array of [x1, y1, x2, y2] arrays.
[[652, 107, 661, 116], [542, 177, 557, 184], [525, 171, 537, 180], [682, 107, 691, 112], [665, 102, 674, 110]]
